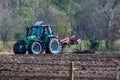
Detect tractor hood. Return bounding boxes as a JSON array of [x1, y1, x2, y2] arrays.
[[22, 35, 36, 44]]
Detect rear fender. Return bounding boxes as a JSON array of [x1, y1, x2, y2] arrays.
[[45, 35, 56, 42]]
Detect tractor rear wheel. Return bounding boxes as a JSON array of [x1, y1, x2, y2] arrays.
[[13, 42, 26, 54], [28, 41, 42, 54], [46, 38, 59, 54]]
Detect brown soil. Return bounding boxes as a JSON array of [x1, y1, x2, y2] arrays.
[[0, 54, 120, 80], [0, 47, 13, 54]]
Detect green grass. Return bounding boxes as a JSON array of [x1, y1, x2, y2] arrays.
[[0, 41, 3, 49], [0, 41, 15, 49], [7, 41, 16, 48], [0, 40, 107, 51], [71, 40, 107, 50]]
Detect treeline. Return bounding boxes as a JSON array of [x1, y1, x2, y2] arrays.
[[0, 0, 120, 49]]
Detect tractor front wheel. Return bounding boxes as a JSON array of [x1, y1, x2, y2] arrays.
[[28, 41, 42, 54], [46, 38, 59, 54], [13, 42, 26, 54]]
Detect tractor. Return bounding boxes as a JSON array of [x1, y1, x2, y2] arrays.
[[13, 21, 59, 54]]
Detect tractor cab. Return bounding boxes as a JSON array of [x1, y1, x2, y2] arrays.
[[26, 22, 53, 41]]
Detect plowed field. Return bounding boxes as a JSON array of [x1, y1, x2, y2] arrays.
[[0, 53, 120, 80]]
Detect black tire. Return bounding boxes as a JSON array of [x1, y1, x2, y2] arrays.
[[46, 38, 59, 54], [28, 41, 42, 54], [13, 42, 26, 54]]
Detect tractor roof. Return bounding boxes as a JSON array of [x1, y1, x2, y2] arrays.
[[42, 25, 52, 27], [33, 21, 52, 27], [33, 21, 43, 26]]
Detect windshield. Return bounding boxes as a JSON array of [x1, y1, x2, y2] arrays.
[[29, 27, 41, 36]]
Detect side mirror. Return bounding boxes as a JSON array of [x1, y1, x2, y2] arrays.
[[52, 32, 55, 35], [26, 27, 29, 31], [26, 27, 29, 36]]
